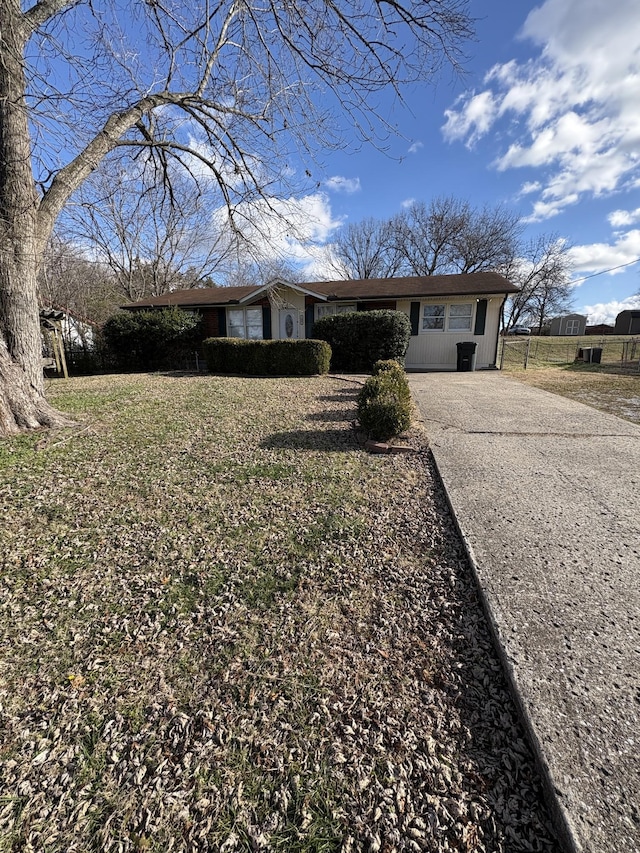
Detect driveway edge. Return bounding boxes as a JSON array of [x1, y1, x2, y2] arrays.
[[427, 448, 581, 853]]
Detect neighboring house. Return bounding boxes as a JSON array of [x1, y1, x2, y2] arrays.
[[123, 272, 519, 371], [585, 323, 615, 336], [548, 314, 587, 336], [614, 309, 640, 335]]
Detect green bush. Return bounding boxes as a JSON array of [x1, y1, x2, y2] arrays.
[[312, 310, 411, 372], [372, 358, 405, 377], [357, 366, 412, 440], [102, 307, 201, 371], [203, 338, 331, 376]]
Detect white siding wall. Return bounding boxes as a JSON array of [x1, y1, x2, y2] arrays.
[[397, 296, 504, 370]]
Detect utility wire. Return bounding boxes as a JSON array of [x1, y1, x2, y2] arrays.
[[571, 256, 640, 285]]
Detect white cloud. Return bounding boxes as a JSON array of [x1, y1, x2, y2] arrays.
[[568, 229, 640, 274], [608, 207, 640, 228], [401, 197, 416, 209], [408, 141, 424, 154], [442, 90, 497, 146], [581, 295, 640, 325], [518, 181, 542, 196], [443, 0, 640, 219], [323, 175, 361, 194]]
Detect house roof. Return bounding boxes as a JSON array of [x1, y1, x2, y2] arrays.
[[122, 271, 518, 310], [306, 272, 518, 300]]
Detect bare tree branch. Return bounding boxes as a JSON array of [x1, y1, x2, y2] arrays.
[[21, 0, 78, 38]]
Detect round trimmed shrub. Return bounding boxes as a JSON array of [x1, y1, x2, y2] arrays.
[[357, 367, 412, 440]]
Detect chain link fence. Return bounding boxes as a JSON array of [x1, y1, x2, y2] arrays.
[[499, 336, 640, 371]]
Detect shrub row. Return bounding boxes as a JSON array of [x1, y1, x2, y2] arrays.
[[357, 359, 412, 440], [203, 337, 331, 376], [312, 310, 411, 372]]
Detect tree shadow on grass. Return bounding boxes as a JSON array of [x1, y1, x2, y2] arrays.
[[316, 388, 361, 404], [260, 427, 361, 452], [306, 409, 356, 423]]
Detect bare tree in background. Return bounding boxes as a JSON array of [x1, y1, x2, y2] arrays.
[[391, 197, 522, 275], [0, 0, 473, 434], [39, 234, 122, 336], [328, 218, 406, 279], [502, 234, 573, 333], [225, 258, 305, 289], [65, 165, 234, 303], [328, 199, 571, 333]]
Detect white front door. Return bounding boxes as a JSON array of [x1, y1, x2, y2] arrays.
[[279, 308, 298, 339]]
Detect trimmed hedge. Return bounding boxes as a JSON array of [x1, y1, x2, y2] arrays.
[[203, 337, 331, 376], [102, 307, 201, 372], [357, 360, 412, 440], [312, 310, 411, 372]]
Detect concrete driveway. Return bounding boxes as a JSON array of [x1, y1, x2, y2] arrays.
[[408, 371, 640, 853]]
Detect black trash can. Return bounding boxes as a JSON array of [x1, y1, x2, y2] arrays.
[[591, 347, 602, 364], [456, 341, 477, 372]]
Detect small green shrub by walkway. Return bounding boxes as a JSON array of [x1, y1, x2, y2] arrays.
[[357, 359, 412, 440]]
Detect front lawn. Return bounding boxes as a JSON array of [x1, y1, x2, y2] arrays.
[[0, 373, 560, 852]]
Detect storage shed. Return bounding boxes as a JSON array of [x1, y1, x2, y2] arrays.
[[548, 314, 587, 336], [614, 310, 640, 335]]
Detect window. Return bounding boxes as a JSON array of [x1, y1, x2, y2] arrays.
[[565, 318, 580, 335], [315, 303, 356, 320], [448, 303, 473, 331], [421, 302, 474, 332], [228, 307, 263, 339], [422, 304, 445, 330]]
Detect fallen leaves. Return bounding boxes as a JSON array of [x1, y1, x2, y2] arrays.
[[0, 373, 561, 852]]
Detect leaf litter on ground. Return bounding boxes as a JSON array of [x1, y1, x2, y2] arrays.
[[0, 373, 561, 852]]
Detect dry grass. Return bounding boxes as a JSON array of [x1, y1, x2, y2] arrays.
[[505, 364, 640, 424], [0, 373, 561, 852], [500, 334, 639, 371]]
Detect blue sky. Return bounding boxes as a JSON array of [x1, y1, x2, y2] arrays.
[[266, 0, 640, 324]]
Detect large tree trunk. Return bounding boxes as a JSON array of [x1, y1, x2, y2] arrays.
[[0, 340, 74, 434], [0, 1, 74, 435]]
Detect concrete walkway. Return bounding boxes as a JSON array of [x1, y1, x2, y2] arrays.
[[408, 372, 640, 853]]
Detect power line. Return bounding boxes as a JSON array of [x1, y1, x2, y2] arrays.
[[571, 256, 640, 285]]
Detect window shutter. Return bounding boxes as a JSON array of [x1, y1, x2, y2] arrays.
[[410, 302, 420, 336], [218, 307, 227, 336], [474, 299, 487, 335], [262, 305, 272, 340], [305, 304, 315, 338]]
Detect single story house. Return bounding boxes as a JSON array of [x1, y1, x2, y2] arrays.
[[548, 314, 587, 336], [614, 309, 640, 335], [123, 272, 519, 371]]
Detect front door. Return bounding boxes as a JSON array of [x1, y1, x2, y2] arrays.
[[279, 308, 298, 340]]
